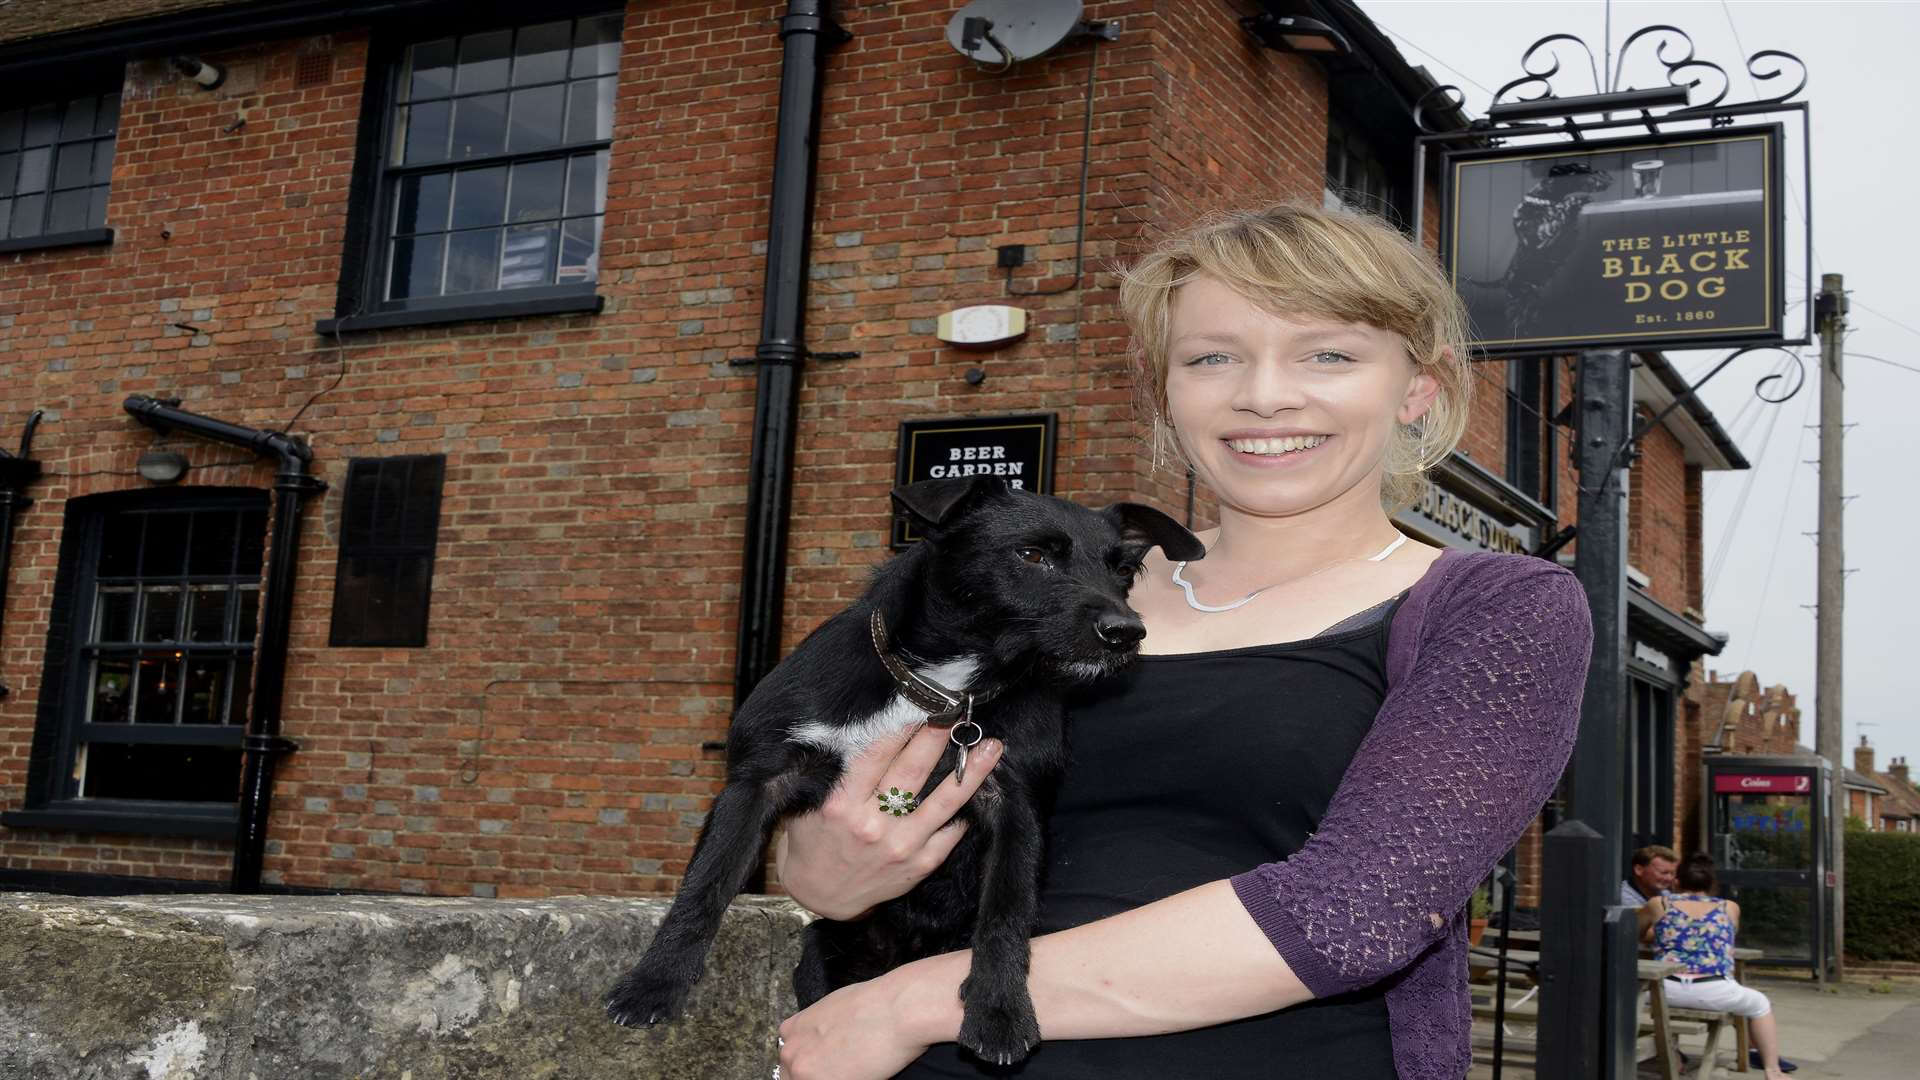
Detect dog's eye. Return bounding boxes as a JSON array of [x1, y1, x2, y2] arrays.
[[1016, 547, 1050, 567]]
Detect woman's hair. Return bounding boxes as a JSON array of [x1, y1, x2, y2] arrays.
[[1117, 203, 1473, 511], [1676, 852, 1718, 893]]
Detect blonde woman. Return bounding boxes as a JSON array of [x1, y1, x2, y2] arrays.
[[773, 204, 1593, 1079]]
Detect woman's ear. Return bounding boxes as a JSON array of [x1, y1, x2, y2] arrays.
[[1397, 353, 1444, 426]]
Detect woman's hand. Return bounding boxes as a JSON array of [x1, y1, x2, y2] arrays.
[[774, 723, 1003, 920], [777, 958, 959, 1080]]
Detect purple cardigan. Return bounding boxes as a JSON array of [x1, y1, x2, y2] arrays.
[[1229, 549, 1591, 1079]]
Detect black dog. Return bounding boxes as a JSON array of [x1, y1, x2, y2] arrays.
[[604, 476, 1202, 1065]]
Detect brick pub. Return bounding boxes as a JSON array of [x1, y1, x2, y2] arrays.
[[0, 1, 1743, 909]]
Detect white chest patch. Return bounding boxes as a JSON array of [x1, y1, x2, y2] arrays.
[[787, 656, 982, 759]]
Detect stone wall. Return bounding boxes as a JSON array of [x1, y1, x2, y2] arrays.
[[0, 893, 806, 1079]]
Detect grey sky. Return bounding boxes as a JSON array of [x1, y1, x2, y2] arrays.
[[1356, 1, 1920, 772]]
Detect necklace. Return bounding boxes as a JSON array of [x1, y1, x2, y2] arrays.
[[1171, 533, 1409, 614]]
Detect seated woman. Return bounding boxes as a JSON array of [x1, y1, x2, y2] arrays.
[[1642, 852, 1792, 1080]]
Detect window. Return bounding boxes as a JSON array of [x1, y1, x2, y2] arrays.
[[1323, 117, 1401, 224], [1506, 358, 1560, 509], [329, 455, 446, 647], [331, 9, 622, 329], [0, 88, 119, 245], [1627, 675, 1675, 851], [3, 490, 267, 835]]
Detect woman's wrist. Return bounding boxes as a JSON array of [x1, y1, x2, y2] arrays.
[[885, 951, 968, 1047]]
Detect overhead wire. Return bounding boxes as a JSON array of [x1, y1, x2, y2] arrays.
[[1730, 378, 1819, 664]]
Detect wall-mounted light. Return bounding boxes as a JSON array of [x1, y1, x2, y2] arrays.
[[170, 55, 227, 90], [1239, 14, 1351, 56], [137, 449, 191, 484]]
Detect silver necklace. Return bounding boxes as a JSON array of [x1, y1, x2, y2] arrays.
[[1171, 533, 1409, 614]]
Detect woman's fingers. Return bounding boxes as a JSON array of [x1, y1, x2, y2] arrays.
[[906, 737, 1002, 827], [873, 722, 963, 808]]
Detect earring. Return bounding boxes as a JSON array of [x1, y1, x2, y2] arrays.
[[1152, 417, 1173, 471]]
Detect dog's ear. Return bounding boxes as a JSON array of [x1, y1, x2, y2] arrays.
[[891, 477, 1007, 529], [1103, 502, 1206, 562]]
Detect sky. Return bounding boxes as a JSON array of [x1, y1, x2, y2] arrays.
[[1355, 1, 1920, 775]]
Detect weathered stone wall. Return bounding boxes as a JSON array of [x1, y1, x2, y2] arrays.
[[0, 893, 806, 1079]]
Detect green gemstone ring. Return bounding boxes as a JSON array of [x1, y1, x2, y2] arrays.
[[877, 786, 919, 816]]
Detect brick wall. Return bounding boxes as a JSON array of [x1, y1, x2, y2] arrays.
[[1628, 407, 1692, 613]]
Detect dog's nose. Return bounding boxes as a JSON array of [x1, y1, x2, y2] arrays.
[[1095, 617, 1146, 650]]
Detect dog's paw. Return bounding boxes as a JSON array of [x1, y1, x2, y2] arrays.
[[956, 996, 1042, 1068], [603, 968, 695, 1028]]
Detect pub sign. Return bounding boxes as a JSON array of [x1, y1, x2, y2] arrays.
[[1443, 124, 1785, 353], [892, 413, 1057, 548]]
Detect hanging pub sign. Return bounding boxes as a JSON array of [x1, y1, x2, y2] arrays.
[[1442, 124, 1785, 354], [892, 413, 1057, 548]]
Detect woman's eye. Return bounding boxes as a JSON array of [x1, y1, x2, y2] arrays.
[[1183, 352, 1233, 367], [1017, 548, 1050, 566], [1310, 350, 1356, 365]]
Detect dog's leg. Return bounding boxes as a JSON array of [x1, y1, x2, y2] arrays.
[[955, 776, 1045, 1067], [605, 779, 778, 1026], [793, 920, 835, 1008]]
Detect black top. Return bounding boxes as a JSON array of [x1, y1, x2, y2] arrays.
[[897, 595, 1407, 1079]]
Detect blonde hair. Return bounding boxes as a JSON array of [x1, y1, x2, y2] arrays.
[[1118, 203, 1473, 512]]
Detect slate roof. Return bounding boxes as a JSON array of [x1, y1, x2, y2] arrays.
[[0, 0, 254, 47]]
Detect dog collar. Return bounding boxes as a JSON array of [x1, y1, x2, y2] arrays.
[[868, 609, 997, 723]]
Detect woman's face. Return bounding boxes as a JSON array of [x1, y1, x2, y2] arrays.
[[1163, 273, 1438, 520]]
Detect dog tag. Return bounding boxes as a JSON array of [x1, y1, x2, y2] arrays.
[[950, 696, 983, 785]]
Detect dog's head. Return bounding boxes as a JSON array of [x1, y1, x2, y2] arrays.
[[890, 477, 1204, 680]]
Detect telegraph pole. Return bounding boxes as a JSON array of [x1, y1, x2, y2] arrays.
[[1816, 272, 1847, 982]]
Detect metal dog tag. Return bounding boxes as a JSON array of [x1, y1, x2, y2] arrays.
[[950, 694, 983, 785]]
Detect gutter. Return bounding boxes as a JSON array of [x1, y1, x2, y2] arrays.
[[732, 0, 849, 706], [0, 411, 46, 702], [124, 395, 327, 893]]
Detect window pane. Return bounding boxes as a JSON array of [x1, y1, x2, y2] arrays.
[[557, 216, 601, 283], [565, 77, 616, 143], [394, 171, 452, 234], [16, 146, 48, 193], [229, 655, 253, 724], [564, 150, 608, 216], [407, 37, 457, 101], [94, 94, 120, 136], [23, 104, 58, 147], [0, 109, 20, 148], [237, 509, 267, 576], [0, 199, 8, 236], [189, 511, 239, 575], [63, 97, 96, 139], [133, 653, 181, 723], [398, 100, 451, 164], [48, 189, 90, 233], [234, 587, 261, 643], [400, 457, 445, 548], [188, 587, 230, 643], [445, 229, 500, 293], [513, 21, 572, 86], [101, 515, 142, 576], [55, 143, 91, 189], [506, 157, 564, 222], [0, 152, 16, 196], [571, 14, 624, 78], [80, 743, 241, 801], [142, 515, 189, 576], [140, 586, 182, 642], [88, 184, 110, 228], [388, 234, 446, 299], [88, 657, 135, 724], [500, 222, 557, 288], [182, 657, 228, 725], [451, 93, 508, 158], [506, 85, 564, 153], [93, 140, 115, 184], [450, 165, 507, 229], [456, 29, 513, 94], [10, 193, 43, 237], [94, 586, 137, 641]]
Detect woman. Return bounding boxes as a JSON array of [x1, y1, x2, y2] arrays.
[[773, 204, 1593, 1079], [1643, 854, 1793, 1080]]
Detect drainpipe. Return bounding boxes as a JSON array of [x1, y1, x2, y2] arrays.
[[0, 411, 46, 701], [733, 0, 849, 706], [124, 395, 327, 893]]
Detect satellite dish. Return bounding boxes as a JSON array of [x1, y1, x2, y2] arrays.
[[946, 0, 1087, 69]]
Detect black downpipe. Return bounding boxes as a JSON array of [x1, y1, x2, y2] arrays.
[[733, 0, 848, 707], [0, 411, 46, 701], [124, 395, 328, 892]]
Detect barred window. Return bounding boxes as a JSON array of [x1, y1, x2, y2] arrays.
[[329, 455, 446, 648], [0, 89, 119, 241]]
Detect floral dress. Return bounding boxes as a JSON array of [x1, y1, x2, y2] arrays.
[[1653, 892, 1735, 976]]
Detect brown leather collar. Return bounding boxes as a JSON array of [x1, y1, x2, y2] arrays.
[[868, 609, 996, 724]]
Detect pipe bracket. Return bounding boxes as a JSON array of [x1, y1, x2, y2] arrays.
[[241, 734, 300, 756]]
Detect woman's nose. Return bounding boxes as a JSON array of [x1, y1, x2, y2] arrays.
[[1229, 357, 1306, 416]]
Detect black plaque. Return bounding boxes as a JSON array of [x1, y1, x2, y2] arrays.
[[1443, 125, 1785, 354], [892, 413, 1057, 548]]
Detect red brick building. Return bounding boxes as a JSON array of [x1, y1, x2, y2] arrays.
[[0, 1, 1743, 900]]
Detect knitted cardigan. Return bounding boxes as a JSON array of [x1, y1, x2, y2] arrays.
[[1229, 548, 1592, 1079]]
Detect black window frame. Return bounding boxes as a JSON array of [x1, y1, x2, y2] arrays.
[[4, 487, 269, 838], [1323, 114, 1410, 228], [1626, 672, 1677, 852], [0, 63, 124, 255], [1505, 357, 1560, 510], [328, 454, 447, 648], [321, 1, 623, 334]]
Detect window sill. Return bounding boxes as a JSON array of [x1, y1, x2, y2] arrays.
[[0, 227, 114, 255], [315, 292, 604, 335], [3, 803, 236, 839]]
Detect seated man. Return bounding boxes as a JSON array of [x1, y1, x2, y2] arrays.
[[1621, 844, 1677, 908]]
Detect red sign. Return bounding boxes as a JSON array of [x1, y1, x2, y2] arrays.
[[1715, 773, 1812, 794]]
